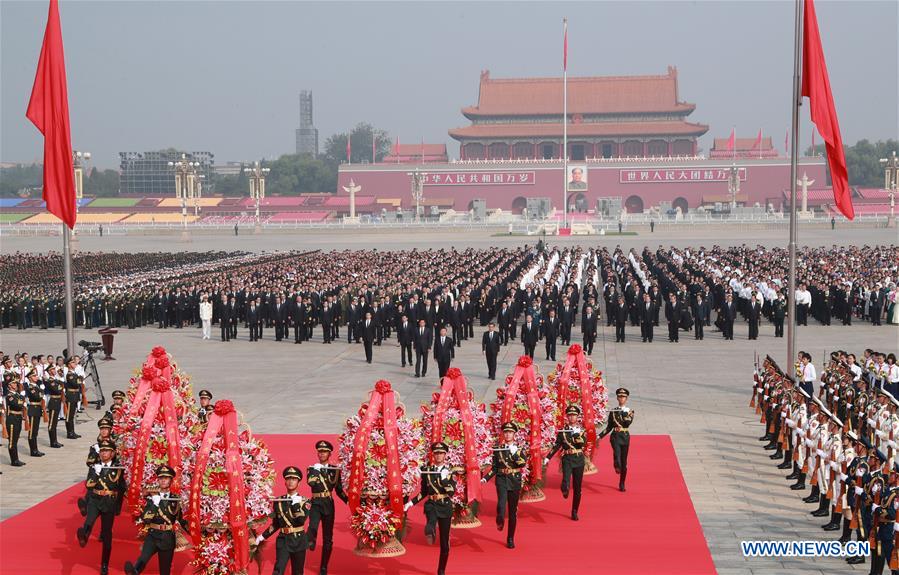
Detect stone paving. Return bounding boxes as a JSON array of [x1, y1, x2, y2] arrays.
[[1, 229, 897, 575]]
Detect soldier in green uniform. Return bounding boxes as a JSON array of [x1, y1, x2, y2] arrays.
[[124, 464, 189, 575], [77, 439, 126, 575], [24, 368, 46, 457], [872, 463, 899, 575], [306, 440, 347, 575], [544, 404, 587, 520], [197, 389, 213, 425], [482, 421, 528, 549], [599, 387, 635, 492], [79, 417, 118, 516], [255, 466, 313, 575], [5, 376, 28, 466], [64, 356, 83, 439], [45, 364, 64, 448], [406, 441, 459, 575], [104, 389, 126, 422]]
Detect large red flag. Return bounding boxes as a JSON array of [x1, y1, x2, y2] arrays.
[[802, 0, 853, 219], [26, 0, 76, 229]]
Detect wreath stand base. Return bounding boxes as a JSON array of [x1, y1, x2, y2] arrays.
[[583, 459, 598, 476], [353, 536, 406, 558], [451, 508, 482, 529], [520, 484, 545, 503]]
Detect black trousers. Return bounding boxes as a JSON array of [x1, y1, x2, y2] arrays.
[[65, 400, 79, 436], [560, 459, 585, 513], [583, 333, 595, 353], [415, 351, 429, 376], [363, 340, 373, 363], [230, 320, 237, 338], [668, 321, 679, 342], [249, 323, 260, 341], [499, 325, 511, 345], [437, 359, 451, 378], [6, 414, 22, 463], [275, 321, 284, 341], [83, 501, 115, 566], [641, 323, 653, 342], [615, 323, 625, 342], [545, 337, 557, 360], [496, 486, 520, 540], [523, 343, 535, 358], [347, 323, 356, 343], [424, 504, 452, 574], [748, 320, 758, 340], [294, 324, 302, 343], [307, 504, 335, 572], [131, 531, 175, 575], [797, 304, 809, 325], [400, 343, 412, 366], [610, 432, 630, 482], [220, 321, 230, 341], [47, 400, 61, 445], [486, 352, 497, 379], [694, 320, 704, 340], [28, 409, 42, 454], [273, 533, 308, 575]]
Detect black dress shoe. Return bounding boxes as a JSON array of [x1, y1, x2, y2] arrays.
[[308, 539, 316, 551], [776, 461, 791, 469], [506, 538, 515, 549], [619, 482, 626, 492], [823, 521, 840, 531], [790, 483, 806, 491], [846, 556, 865, 564], [571, 511, 579, 521], [768, 451, 782, 459], [51, 442, 64, 448], [100, 564, 109, 575], [763, 443, 777, 450], [758, 435, 771, 441], [811, 508, 829, 517], [124, 561, 137, 574], [496, 517, 504, 531], [11, 460, 25, 467], [30, 451, 45, 457], [77, 527, 88, 547], [561, 489, 569, 499]]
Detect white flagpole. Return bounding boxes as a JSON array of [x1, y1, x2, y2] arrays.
[[63, 224, 76, 357], [787, 0, 804, 371], [562, 17, 568, 229]]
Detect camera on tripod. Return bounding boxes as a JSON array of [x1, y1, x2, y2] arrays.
[[76, 340, 105, 409], [79, 340, 103, 354]]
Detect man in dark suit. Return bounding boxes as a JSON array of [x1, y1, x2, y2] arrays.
[[582, 305, 598, 353], [772, 294, 786, 337], [414, 319, 433, 378], [543, 309, 560, 361], [498, 302, 512, 346], [692, 294, 706, 340], [219, 295, 231, 342], [247, 302, 260, 342], [613, 297, 627, 343], [290, 295, 304, 343], [639, 293, 655, 343], [346, 297, 361, 343], [449, 301, 463, 348], [559, 298, 575, 345], [434, 326, 455, 378], [273, 296, 286, 341], [320, 302, 333, 344], [397, 314, 414, 367], [747, 294, 762, 340], [520, 314, 539, 359], [664, 294, 680, 343], [721, 294, 736, 340], [361, 312, 376, 363], [482, 322, 501, 380]]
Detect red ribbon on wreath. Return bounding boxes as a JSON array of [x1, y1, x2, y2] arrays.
[[188, 399, 249, 572], [433, 368, 481, 503], [347, 380, 404, 523], [556, 344, 598, 451], [129, 347, 173, 418], [126, 375, 183, 514], [500, 356, 544, 483]]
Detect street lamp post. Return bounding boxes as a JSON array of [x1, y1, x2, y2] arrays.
[[880, 150, 898, 226], [409, 169, 426, 223], [168, 154, 200, 242], [71, 150, 90, 244], [243, 161, 269, 233], [727, 164, 741, 214]]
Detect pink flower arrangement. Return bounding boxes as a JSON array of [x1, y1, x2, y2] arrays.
[[350, 502, 402, 549], [547, 357, 610, 430]]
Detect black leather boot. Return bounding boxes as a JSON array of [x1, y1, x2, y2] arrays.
[[777, 450, 792, 469], [838, 518, 852, 543], [802, 485, 820, 502], [769, 447, 783, 459], [790, 473, 806, 490], [822, 511, 840, 530], [811, 497, 830, 516], [786, 463, 801, 480]]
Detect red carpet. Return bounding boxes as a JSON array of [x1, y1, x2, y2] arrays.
[[0, 434, 715, 575]]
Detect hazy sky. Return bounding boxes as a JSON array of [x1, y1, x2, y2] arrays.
[[2, 0, 897, 169]]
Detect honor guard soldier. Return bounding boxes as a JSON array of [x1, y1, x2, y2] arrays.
[[255, 466, 313, 575], [861, 449, 888, 570], [45, 364, 64, 448], [104, 389, 126, 422], [77, 439, 125, 575], [872, 463, 899, 575], [24, 368, 46, 457], [405, 441, 459, 575], [306, 440, 347, 575], [5, 376, 28, 466], [544, 404, 587, 520], [482, 421, 528, 549], [124, 465, 189, 575], [197, 390, 213, 424], [79, 417, 117, 516], [599, 388, 635, 491], [64, 356, 83, 439]]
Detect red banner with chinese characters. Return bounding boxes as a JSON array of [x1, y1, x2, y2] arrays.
[[500, 357, 544, 482], [619, 167, 747, 184], [347, 380, 404, 521], [188, 400, 249, 572], [423, 171, 535, 186], [432, 368, 481, 503]]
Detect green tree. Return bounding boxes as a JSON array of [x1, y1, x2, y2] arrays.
[[0, 163, 43, 197], [214, 169, 250, 197], [323, 122, 392, 164], [84, 167, 120, 197], [805, 138, 897, 187], [267, 155, 337, 195]]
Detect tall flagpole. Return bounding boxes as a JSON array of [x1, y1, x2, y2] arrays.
[[63, 225, 76, 357], [787, 0, 804, 370], [562, 17, 568, 229]]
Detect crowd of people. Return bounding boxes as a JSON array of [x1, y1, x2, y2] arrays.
[[753, 347, 899, 573]]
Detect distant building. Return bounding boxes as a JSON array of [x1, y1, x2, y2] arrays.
[[382, 143, 448, 164], [119, 150, 215, 196], [295, 90, 319, 157], [709, 136, 779, 159], [213, 162, 245, 177]]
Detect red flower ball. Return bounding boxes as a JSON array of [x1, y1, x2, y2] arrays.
[[517, 356, 533, 368], [151, 346, 167, 358], [141, 366, 157, 380], [568, 344, 583, 355], [375, 380, 392, 394], [213, 400, 235, 416], [154, 357, 169, 370], [445, 367, 462, 379], [151, 378, 170, 392]]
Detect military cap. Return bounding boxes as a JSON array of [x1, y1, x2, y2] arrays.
[[1, 356, 11, 363], [847, 431, 859, 443], [46, 364, 57, 371], [155, 464, 175, 478], [111, 390, 126, 400], [282, 466, 303, 480], [98, 417, 113, 429], [883, 389, 899, 408], [26, 368, 38, 378], [859, 437, 874, 451], [829, 414, 844, 428], [315, 440, 334, 452], [872, 449, 888, 463], [198, 389, 213, 400], [615, 387, 630, 397], [97, 439, 116, 451], [797, 387, 811, 399], [431, 441, 449, 453], [565, 404, 582, 415], [502, 422, 518, 432]]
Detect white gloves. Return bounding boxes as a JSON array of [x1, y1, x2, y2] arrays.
[[255, 535, 264, 545], [39, 384, 45, 391], [91, 444, 100, 453], [440, 468, 450, 480], [873, 504, 881, 512], [763, 395, 769, 401], [868, 418, 876, 427], [855, 487, 864, 495], [508, 445, 518, 455], [403, 501, 413, 511], [798, 429, 806, 438], [92, 464, 103, 474], [781, 413, 787, 419], [312, 463, 323, 471], [840, 473, 848, 482], [873, 484, 881, 494], [480, 478, 488, 484], [857, 469, 865, 477], [621, 407, 630, 413], [571, 426, 582, 434], [830, 462, 839, 471], [894, 522, 899, 533], [151, 494, 162, 506], [847, 403, 852, 408], [787, 420, 795, 428], [290, 494, 302, 505], [816, 449, 825, 458], [543, 457, 550, 466]]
